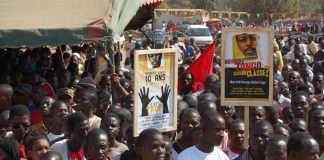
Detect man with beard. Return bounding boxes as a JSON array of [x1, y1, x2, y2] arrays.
[[223, 120, 245, 160], [51, 112, 90, 160], [235, 120, 273, 160], [308, 108, 324, 159], [178, 111, 229, 160], [233, 33, 258, 60], [100, 112, 128, 159], [291, 91, 311, 121]]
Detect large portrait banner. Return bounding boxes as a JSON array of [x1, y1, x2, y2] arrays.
[[134, 48, 178, 136], [221, 28, 274, 106]]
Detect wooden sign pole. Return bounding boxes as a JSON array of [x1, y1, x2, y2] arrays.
[[244, 106, 249, 148]]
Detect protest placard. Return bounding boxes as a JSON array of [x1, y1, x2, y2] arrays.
[[134, 48, 178, 136], [221, 28, 274, 106]]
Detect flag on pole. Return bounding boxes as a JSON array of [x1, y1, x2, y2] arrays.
[[178, 41, 216, 94]]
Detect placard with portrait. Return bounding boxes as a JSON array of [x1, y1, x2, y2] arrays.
[[221, 28, 274, 106], [134, 48, 178, 136]]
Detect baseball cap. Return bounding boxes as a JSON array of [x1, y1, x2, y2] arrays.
[[57, 87, 74, 98]]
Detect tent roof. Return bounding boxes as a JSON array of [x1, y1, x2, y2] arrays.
[[0, 0, 141, 48], [125, 0, 163, 31], [141, 0, 164, 6]]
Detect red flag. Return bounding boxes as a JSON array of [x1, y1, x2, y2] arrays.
[[178, 41, 216, 93]]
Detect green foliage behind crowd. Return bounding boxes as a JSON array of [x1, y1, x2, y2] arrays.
[[161, 0, 323, 15]]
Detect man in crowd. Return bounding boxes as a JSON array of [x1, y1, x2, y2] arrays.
[[51, 112, 90, 160], [172, 108, 200, 160], [84, 128, 111, 160], [9, 104, 31, 159], [236, 120, 274, 160], [287, 132, 320, 160], [265, 135, 288, 160], [2, 22, 324, 160], [223, 120, 245, 160], [178, 111, 229, 160]]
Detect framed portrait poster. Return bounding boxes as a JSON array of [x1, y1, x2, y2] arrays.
[[134, 48, 178, 136], [221, 28, 274, 106]]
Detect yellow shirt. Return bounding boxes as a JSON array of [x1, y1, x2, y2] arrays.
[[309, 42, 319, 55], [274, 51, 284, 71]]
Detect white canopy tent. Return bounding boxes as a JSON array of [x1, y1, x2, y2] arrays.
[[0, 0, 141, 48]]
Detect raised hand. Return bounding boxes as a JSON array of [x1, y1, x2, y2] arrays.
[[139, 86, 154, 116], [156, 84, 171, 114]]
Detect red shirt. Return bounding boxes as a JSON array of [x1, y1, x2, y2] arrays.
[[19, 144, 27, 159], [69, 150, 84, 160]]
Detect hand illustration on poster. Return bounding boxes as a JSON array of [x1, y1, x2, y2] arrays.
[[139, 84, 171, 116], [156, 84, 171, 114], [138, 86, 153, 116]]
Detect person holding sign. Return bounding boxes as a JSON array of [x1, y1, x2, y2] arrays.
[[233, 33, 259, 60]]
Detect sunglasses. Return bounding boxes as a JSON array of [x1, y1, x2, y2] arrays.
[[12, 123, 30, 129]]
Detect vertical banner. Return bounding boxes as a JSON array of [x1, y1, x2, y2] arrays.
[[221, 28, 274, 106], [134, 48, 178, 136]]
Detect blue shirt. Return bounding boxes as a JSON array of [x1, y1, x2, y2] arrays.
[[185, 45, 195, 58]]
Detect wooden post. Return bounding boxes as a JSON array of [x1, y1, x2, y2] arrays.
[[152, 8, 156, 49], [106, 29, 118, 104], [244, 106, 249, 148]]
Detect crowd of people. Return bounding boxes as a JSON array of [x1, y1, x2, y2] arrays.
[[1, 20, 324, 160]]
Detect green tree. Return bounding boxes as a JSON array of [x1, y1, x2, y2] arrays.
[[161, 0, 323, 16]]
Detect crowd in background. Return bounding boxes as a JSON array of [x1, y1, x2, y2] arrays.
[[1, 21, 324, 160]]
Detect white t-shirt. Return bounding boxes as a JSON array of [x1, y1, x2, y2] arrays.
[[51, 139, 69, 160], [223, 146, 241, 160], [178, 146, 229, 160], [47, 132, 64, 143], [171, 148, 179, 160]]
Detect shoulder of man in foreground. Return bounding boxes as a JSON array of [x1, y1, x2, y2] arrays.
[[178, 146, 229, 160]]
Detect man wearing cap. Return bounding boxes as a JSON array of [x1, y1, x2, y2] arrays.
[[57, 87, 74, 113]]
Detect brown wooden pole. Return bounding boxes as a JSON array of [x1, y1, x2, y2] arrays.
[[244, 106, 249, 148]]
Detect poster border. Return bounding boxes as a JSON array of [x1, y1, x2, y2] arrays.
[[133, 48, 178, 137], [220, 28, 274, 106]]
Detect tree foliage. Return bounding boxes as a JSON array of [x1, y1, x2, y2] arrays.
[[161, 0, 323, 14]]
